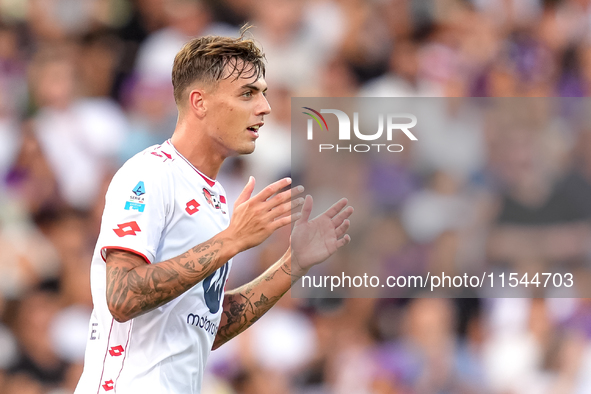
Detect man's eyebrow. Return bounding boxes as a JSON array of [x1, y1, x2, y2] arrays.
[[241, 83, 267, 92]]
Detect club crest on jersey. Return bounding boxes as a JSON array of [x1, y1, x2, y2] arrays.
[[202, 188, 227, 214], [125, 181, 146, 211]]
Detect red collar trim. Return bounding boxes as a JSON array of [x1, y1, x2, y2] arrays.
[[166, 140, 216, 187]]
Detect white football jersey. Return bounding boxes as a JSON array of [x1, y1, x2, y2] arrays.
[[75, 140, 232, 394]]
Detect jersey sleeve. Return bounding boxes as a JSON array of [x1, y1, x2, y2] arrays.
[[98, 157, 170, 264]]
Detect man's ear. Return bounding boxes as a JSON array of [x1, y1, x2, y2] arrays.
[[189, 89, 207, 118]]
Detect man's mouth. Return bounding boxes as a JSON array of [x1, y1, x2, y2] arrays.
[[247, 123, 263, 138]]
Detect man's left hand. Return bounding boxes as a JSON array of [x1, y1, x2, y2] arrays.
[[290, 196, 353, 277]]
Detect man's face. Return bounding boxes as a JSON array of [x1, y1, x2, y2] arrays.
[[202, 68, 271, 156]]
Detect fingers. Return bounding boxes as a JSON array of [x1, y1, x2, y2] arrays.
[[336, 234, 351, 249], [270, 197, 305, 219], [334, 207, 353, 249], [298, 195, 313, 223], [272, 211, 302, 230], [234, 176, 255, 206], [291, 196, 306, 210], [265, 184, 305, 211], [332, 206, 354, 227], [249, 178, 305, 216], [335, 219, 350, 238], [253, 177, 293, 202], [324, 198, 349, 219]]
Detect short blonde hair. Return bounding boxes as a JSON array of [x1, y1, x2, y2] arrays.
[[172, 30, 266, 104]]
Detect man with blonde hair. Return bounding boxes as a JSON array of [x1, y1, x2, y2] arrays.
[[75, 31, 353, 393]]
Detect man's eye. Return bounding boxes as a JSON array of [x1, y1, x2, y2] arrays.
[[242, 91, 252, 97]]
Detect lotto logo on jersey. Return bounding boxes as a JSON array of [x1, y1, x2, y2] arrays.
[[109, 345, 124, 356], [102, 380, 114, 391], [185, 199, 200, 215], [113, 221, 141, 237]]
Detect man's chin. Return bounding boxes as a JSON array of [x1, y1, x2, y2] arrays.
[[236, 143, 256, 156]]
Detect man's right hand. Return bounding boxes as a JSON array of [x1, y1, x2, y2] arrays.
[[221, 177, 305, 254]]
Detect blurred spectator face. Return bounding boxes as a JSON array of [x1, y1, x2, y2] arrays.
[[30, 54, 76, 110], [45, 211, 85, 256], [254, 0, 303, 41], [576, 128, 591, 177], [78, 34, 120, 98], [502, 129, 537, 183], [164, 0, 211, 36], [0, 24, 25, 117], [263, 85, 291, 124], [137, 0, 167, 26], [390, 41, 419, 80], [363, 215, 410, 259], [221, 0, 254, 18], [578, 43, 591, 89], [319, 57, 359, 97], [14, 291, 61, 359], [443, 77, 469, 97], [404, 298, 455, 350], [129, 79, 176, 122], [528, 298, 552, 344], [488, 63, 518, 96], [28, 0, 100, 40], [4, 373, 44, 394], [0, 25, 18, 61], [492, 126, 560, 206], [63, 363, 84, 391], [233, 367, 291, 394], [42, 211, 93, 306]]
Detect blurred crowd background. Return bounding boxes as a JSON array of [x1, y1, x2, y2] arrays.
[[3, 0, 591, 393]]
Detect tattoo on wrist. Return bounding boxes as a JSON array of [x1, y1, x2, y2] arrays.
[[280, 264, 291, 277], [216, 290, 281, 346]]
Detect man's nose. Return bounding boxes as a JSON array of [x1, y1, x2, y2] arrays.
[[256, 95, 271, 116]]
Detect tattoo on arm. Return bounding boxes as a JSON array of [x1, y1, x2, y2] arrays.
[[280, 263, 291, 277], [215, 292, 282, 347], [213, 261, 291, 349], [106, 239, 225, 322]]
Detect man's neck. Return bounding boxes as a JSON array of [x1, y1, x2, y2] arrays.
[[170, 123, 226, 180]]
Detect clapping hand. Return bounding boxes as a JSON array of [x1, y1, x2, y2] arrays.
[[291, 195, 354, 277]]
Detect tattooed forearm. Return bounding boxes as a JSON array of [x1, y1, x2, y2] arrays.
[[280, 263, 291, 277], [214, 291, 282, 349], [106, 237, 229, 322], [213, 255, 293, 349]]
